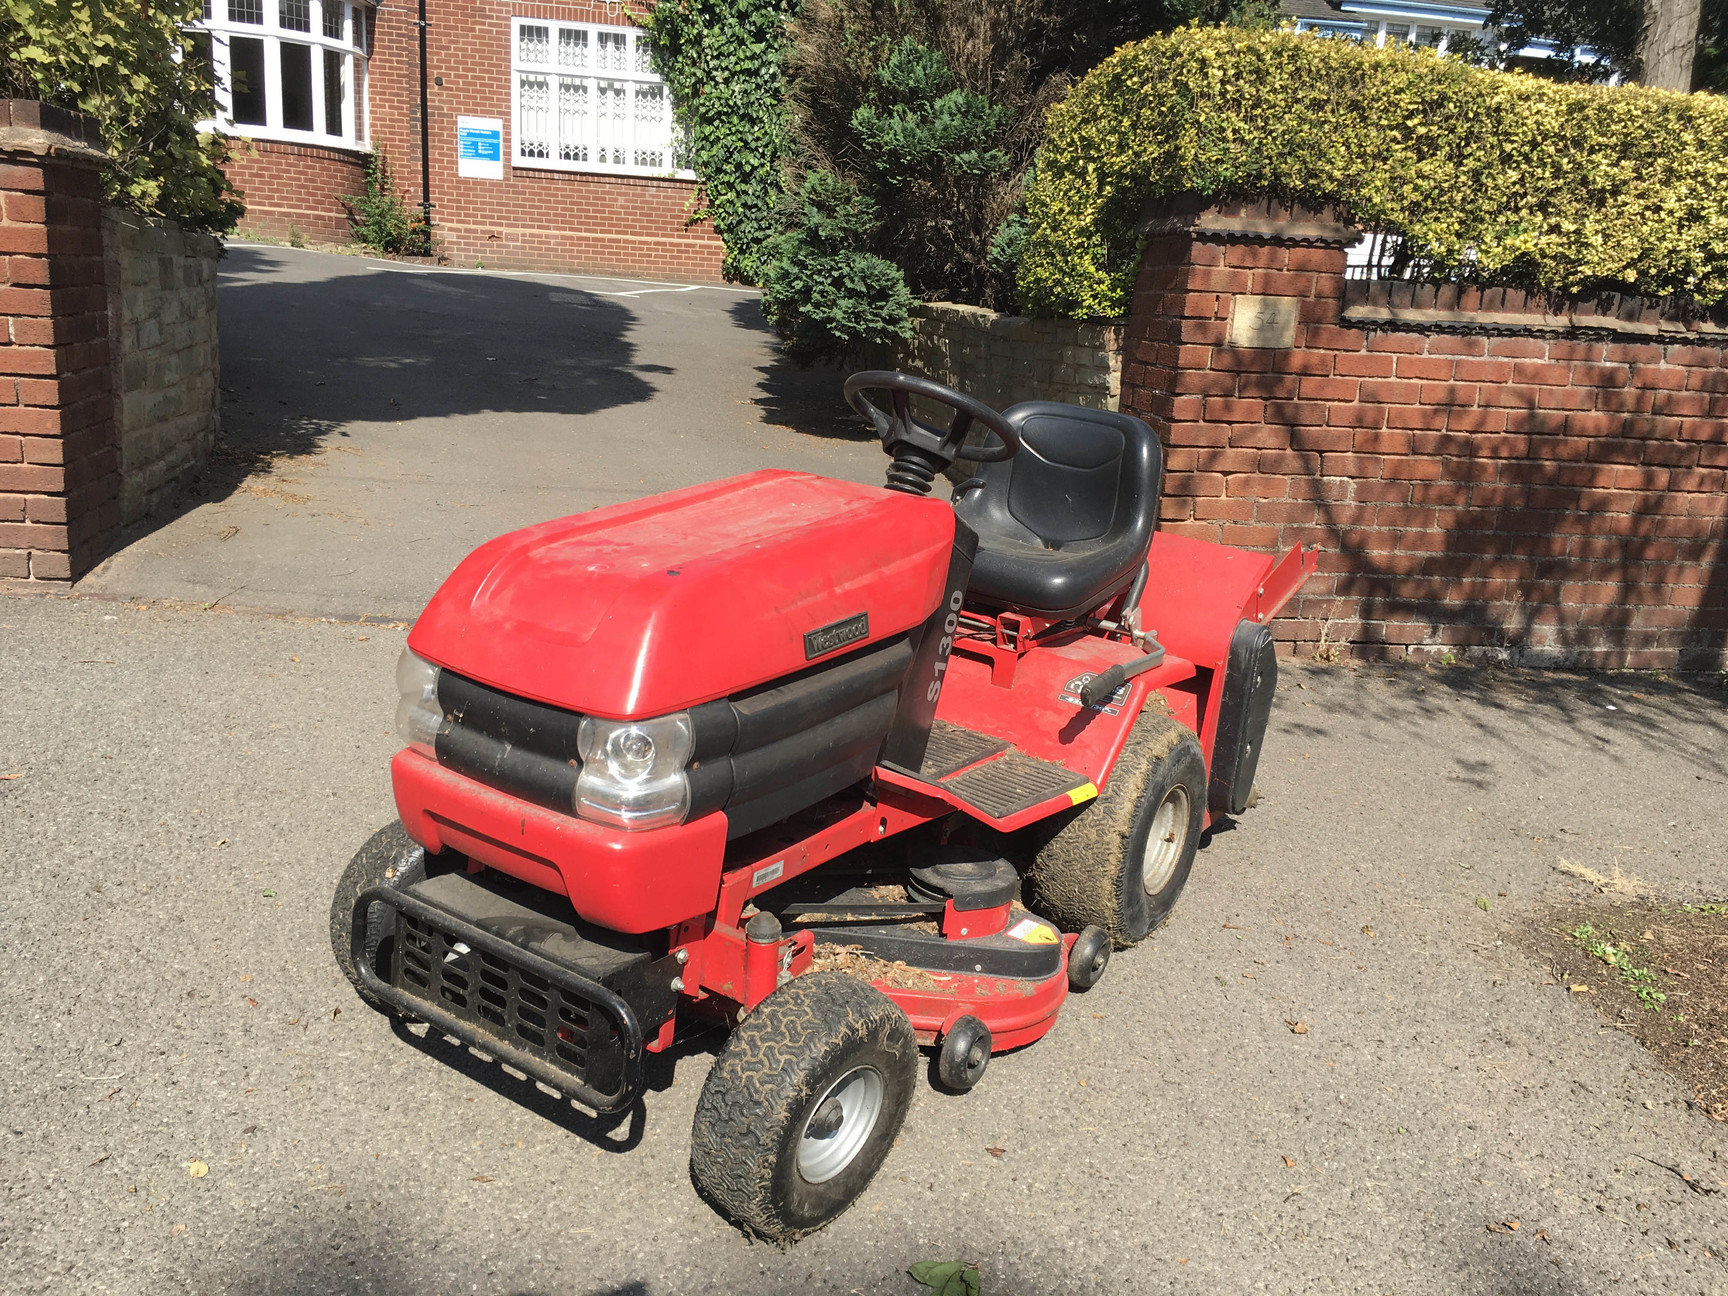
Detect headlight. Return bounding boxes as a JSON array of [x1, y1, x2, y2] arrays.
[[575, 713, 694, 831], [395, 649, 444, 753]]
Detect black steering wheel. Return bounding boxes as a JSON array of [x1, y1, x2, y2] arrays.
[[844, 371, 1021, 495]]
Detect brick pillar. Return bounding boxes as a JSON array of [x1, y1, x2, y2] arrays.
[[0, 101, 117, 582], [1121, 195, 1359, 553]]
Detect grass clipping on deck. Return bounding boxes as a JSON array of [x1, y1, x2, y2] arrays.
[[810, 943, 945, 990]]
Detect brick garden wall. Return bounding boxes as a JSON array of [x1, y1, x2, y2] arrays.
[[0, 108, 118, 582], [103, 209, 221, 526], [870, 302, 1126, 413], [1123, 199, 1728, 671], [227, 140, 366, 245]]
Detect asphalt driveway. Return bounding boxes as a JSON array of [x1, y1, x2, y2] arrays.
[[3, 594, 1725, 1295], [80, 246, 882, 622]]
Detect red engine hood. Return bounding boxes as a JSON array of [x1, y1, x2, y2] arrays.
[[408, 470, 956, 718]]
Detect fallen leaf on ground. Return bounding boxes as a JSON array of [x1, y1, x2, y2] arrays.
[[471, 1175, 496, 1183], [1222, 923, 1247, 930], [1286, 1020, 1309, 1034], [1569, 985, 1591, 994], [1486, 1219, 1521, 1234], [187, 1161, 208, 1178], [1282, 1156, 1296, 1168], [0, 771, 22, 780], [171, 1223, 186, 1234], [244, 998, 258, 1008], [985, 1147, 1006, 1158], [1535, 1229, 1550, 1243], [1362, 926, 1376, 936]]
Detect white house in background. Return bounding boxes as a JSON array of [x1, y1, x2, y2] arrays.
[[1278, 0, 1608, 68]]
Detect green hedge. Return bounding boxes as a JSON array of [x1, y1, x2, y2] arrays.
[[1018, 28, 1728, 318]]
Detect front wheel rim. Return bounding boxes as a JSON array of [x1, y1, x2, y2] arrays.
[[1140, 785, 1191, 896], [797, 1066, 884, 1185]]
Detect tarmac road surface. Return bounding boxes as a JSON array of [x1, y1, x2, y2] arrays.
[[3, 594, 1725, 1294]]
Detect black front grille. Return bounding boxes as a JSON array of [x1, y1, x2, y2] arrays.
[[434, 671, 584, 813], [393, 905, 626, 1095]]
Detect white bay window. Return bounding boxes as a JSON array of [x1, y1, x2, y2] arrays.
[[195, 0, 368, 147], [511, 18, 690, 178]]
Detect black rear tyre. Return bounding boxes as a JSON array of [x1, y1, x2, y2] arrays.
[[690, 972, 917, 1241], [329, 821, 426, 1013], [1025, 712, 1206, 947]]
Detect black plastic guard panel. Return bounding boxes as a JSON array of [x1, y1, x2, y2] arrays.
[[351, 881, 658, 1114], [1209, 619, 1278, 816]]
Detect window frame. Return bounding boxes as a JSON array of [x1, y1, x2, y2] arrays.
[[508, 17, 692, 180], [194, 0, 368, 149]]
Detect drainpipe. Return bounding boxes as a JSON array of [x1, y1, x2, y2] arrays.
[[415, 0, 432, 233]]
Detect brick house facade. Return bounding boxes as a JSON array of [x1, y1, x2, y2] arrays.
[[201, 0, 724, 280]]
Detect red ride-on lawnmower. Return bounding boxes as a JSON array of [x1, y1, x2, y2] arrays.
[[331, 372, 1315, 1239]]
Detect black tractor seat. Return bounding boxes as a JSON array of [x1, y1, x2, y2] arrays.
[[953, 402, 1163, 620]]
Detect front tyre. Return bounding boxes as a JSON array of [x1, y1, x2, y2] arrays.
[[328, 821, 426, 1013], [1026, 713, 1206, 947], [690, 973, 917, 1241]]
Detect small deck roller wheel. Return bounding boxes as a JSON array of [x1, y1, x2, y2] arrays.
[[329, 821, 426, 1014], [691, 972, 917, 1241], [1026, 712, 1206, 947], [1068, 926, 1111, 991], [936, 1016, 991, 1092]]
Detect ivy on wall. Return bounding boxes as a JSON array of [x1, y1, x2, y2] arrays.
[[640, 0, 796, 284], [0, 0, 243, 234]]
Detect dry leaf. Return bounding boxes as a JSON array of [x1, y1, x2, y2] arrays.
[[1361, 926, 1376, 936], [1222, 923, 1246, 930], [1282, 1156, 1296, 1168], [1569, 985, 1591, 994], [171, 1223, 187, 1234], [1286, 1020, 1309, 1034], [986, 1147, 1006, 1159], [472, 1175, 496, 1183], [1535, 1229, 1550, 1243], [187, 1161, 208, 1178], [244, 997, 258, 1008], [1486, 1219, 1521, 1234], [0, 771, 22, 780], [1177, 1258, 1189, 1265], [1078, 1078, 1087, 1087]]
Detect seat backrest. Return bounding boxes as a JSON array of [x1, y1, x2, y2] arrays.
[[956, 402, 1163, 551]]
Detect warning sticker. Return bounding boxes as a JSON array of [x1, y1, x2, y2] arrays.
[[1007, 917, 1059, 945]]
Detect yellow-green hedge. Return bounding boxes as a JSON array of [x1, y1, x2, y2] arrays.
[[1018, 28, 1728, 319]]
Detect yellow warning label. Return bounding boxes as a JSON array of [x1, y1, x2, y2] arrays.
[[1008, 917, 1060, 944], [1067, 782, 1098, 806]]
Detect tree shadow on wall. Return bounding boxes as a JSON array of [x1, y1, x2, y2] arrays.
[[123, 245, 667, 545], [1301, 358, 1728, 676]]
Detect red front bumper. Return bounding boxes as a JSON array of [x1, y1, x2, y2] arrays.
[[390, 749, 729, 934]]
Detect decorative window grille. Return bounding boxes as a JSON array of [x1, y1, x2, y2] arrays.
[[511, 18, 691, 178], [518, 74, 552, 160]]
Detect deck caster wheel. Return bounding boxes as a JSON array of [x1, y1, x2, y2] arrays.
[[329, 821, 426, 1014], [936, 1016, 991, 1092], [1026, 713, 1206, 947], [1068, 926, 1111, 991], [690, 973, 916, 1241]]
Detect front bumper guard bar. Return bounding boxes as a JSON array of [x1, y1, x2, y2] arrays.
[[351, 884, 646, 1114]]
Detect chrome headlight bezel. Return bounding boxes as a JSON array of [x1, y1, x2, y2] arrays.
[[574, 712, 695, 831]]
